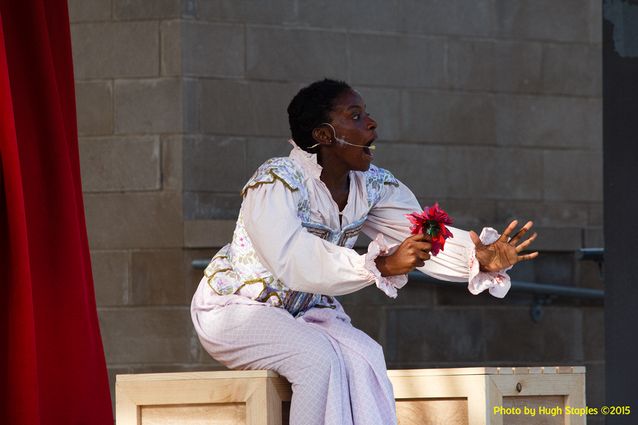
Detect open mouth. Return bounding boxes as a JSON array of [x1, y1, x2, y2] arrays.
[[363, 138, 375, 156]]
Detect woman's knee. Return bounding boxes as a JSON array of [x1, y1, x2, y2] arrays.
[[285, 336, 342, 383]]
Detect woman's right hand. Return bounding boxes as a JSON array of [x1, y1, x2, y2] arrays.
[[375, 233, 432, 276]]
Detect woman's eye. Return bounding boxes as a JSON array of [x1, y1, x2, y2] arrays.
[[352, 114, 360, 120]]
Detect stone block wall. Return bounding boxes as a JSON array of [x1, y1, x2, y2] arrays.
[[69, 0, 604, 420]]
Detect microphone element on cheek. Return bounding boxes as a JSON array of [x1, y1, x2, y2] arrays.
[[337, 137, 377, 150], [321, 123, 376, 150]]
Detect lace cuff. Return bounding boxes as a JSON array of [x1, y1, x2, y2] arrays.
[[468, 227, 512, 298], [364, 234, 408, 298]]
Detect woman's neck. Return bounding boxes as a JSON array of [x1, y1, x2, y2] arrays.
[[318, 155, 350, 192], [318, 155, 350, 212]]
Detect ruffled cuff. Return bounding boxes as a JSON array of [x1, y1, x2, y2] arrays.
[[364, 234, 408, 298], [468, 227, 512, 298]]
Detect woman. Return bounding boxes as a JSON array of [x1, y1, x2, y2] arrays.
[[191, 79, 537, 424]]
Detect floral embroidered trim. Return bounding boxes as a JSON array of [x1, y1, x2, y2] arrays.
[[467, 227, 512, 298], [240, 169, 299, 196], [364, 234, 408, 298], [365, 164, 400, 207]]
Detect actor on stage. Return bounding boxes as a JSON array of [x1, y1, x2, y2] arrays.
[[191, 79, 538, 425]]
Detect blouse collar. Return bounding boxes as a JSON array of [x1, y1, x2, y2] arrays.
[[288, 139, 323, 179]]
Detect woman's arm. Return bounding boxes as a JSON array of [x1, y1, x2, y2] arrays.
[[242, 180, 406, 297], [362, 179, 537, 297]]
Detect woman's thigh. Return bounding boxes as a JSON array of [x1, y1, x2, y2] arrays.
[[194, 304, 341, 377]]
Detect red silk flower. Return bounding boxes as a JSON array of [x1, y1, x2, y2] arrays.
[[406, 202, 454, 256]]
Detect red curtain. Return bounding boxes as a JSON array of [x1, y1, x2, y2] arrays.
[[0, 1, 113, 423]]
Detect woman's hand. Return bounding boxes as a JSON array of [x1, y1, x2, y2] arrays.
[[470, 220, 539, 272], [375, 233, 432, 276]]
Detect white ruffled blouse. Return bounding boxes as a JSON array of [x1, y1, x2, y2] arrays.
[[193, 140, 511, 314]]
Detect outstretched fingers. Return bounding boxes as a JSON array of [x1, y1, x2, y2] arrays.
[[498, 220, 519, 242], [509, 221, 534, 245], [515, 231, 537, 252], [517, 251, 539, 262]]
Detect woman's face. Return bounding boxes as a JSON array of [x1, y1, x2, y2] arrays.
[[325, 89, 378, 172]]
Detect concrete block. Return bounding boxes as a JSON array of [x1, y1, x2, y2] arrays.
[[115, 79, 183, 134], [339, 281, 435, 308], [448, 39, 542, 93], [349, 33, 446, 88], [339, 285, 400, 307], [429, 198, 497, 230], [196, 0, 296, 24], [401, 91, 496, 144], [183, 78, 200, 133], [528, 226, 582, 251], [399, 0, 494, 37], [541, 43, 601, 96], [91, 250, 129, 306], [131, 249, 188, 305], [583, 308, 604, 361], [184, 248, 220, 296], [98, 307, 196, 364], [385, 308, 483, 364], [114, 0, 180, 19], [494, 0, 591, 42], [583, 227, 604, 248], [160, 20, 180, 77], [508, 259, 536, 283], [588, 202, 603, 226], [496, 95, 601, 150], [161, 135, 183, 191], [543, 150, 602, 202], [85, 192, 183, 249], [183, 136, 246, 192], [184, 220, 236, 248], [483, 307, 583, 362], [245, 137, 293, 175], [163, 21, 244, 77], [589, 0, 602, 43], [532, 251, 575, 285], [297, 0, 400, 32], [372, 143, 447, 199], [355, 87, 401, 142], [68, 0, 111, 23], [71, 22, 158, 79], [247, 27, 347, 82], [183, 192, 242, 220], [75, 80, 113, 136], [496, 200, 589, 228], [445, 146, 543, 200], [434, 285, 531, 308], [342, 305, 387, 345], [79, 136, 160, 192], [200, 80, 299, 137], [577, 260, 604, 290]]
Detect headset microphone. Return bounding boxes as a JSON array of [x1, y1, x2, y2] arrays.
[[308, 123, 376, 150]]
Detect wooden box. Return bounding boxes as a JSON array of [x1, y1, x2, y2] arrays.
[[116, 366, 586, 425]]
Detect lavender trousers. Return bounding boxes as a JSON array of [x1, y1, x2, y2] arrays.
[[192, 302, 397, 425]]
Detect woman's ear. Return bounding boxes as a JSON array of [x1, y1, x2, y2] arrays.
[[312, 125, 332, 146]]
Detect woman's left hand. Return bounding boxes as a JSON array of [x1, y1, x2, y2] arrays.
[[469, 220, 539, 272]]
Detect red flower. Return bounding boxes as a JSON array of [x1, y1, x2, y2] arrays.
[[405, 202, 454, 256]]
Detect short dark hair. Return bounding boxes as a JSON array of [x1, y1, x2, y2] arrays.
[[287, 78, 351, 152]]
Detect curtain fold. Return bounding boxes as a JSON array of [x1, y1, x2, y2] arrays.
[[0, 1, 113, 423]]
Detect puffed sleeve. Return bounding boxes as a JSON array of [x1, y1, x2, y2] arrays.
[[242, 179, 407, 297], [362, 180, 512, 298]]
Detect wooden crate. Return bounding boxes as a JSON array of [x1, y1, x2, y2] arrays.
[[116, 366, 586, 425]]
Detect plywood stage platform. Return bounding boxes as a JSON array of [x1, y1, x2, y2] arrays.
[[116, 366, 586, 425]]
